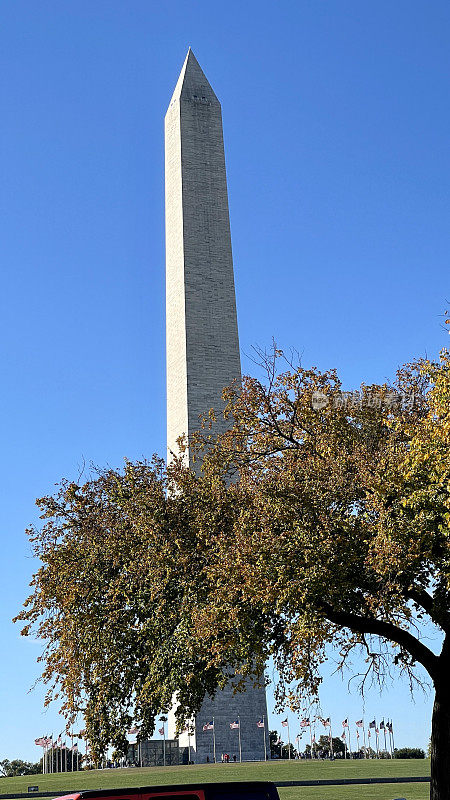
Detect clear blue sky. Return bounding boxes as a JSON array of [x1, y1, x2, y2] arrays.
[[1, 0, 449, 762]]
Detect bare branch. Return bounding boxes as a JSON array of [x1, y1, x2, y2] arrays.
[[320, 601, 440, 681]]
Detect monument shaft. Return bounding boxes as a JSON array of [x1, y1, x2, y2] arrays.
[[165, 49, 268, 763], [165, 49, 241, 461]]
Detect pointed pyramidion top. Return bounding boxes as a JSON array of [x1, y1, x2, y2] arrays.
[[167, 48, 219, 111]]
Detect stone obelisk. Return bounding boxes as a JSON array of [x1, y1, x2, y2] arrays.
[[165, 49, 268, 762]]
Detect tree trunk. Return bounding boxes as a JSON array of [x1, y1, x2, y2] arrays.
[[431, 676, 450, 800]]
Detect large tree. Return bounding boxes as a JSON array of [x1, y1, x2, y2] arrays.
[[16, 329, 450, 798], [0, 759, 41, 777]]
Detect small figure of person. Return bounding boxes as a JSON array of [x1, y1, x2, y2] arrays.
[[233, 754, 237, 762]]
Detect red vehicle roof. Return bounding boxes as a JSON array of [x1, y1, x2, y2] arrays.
[[51, 782, 279, 800]]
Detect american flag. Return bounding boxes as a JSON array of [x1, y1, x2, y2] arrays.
[[256, 719, 265, 729], [375, 727, 380, 734], [368, 730, 371, 739], [281, 719, 289, 727], [230, 720, 240, 729], [342, 718, 349, 728], [34, 738, 45, 746], [72, 743, 78, 751], [379, 720, 385, 730], [387, 721, 393, 733], [300, 718, 310, 727], [321, 717, 330, 727], [158, 727, 165, 736], [203, 721, 214, 731], [342, 730, 346, 739], [128, 726, 140, 735], [356, 720, 363, 728], [369, 719, 376, 728]]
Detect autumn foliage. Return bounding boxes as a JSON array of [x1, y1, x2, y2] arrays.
[[16, 326, 450, 796]]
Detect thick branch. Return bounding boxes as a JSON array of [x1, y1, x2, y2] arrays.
[[406, 588, 450, 633], [320, 600, 440, 680]]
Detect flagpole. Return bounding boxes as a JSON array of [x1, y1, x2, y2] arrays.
[[287, 719, 291, 760], [329, 719, 334, 760], [212, 717, 216, 764], [348, 723, 352, 759], [263, 715, 267, 762], [391, 721, 395, 755], [238, 716, 242, 763], [40, 741, 43, 775], [163, 722, 166, 767], [383, 723, 387, 755], [363, 718, 367, 758], [188, 727, 191, 765]]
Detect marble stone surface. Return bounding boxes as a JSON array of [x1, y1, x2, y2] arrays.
[[165, 49, 268, 762]]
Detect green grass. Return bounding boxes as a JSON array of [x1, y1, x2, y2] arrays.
[[0, 760, 431, 800], [278, 784, 428, 800]]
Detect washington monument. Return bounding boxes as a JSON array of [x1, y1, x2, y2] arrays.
[[165, 49, 268, 761]]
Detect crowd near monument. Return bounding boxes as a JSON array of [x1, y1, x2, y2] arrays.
[[164, 49, 268, 762]]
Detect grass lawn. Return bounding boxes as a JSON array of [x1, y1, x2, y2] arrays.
[[0, 760, 430, 800], [278, 784, 428, 800]]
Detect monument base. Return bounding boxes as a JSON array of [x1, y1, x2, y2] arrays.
[[168, 678, 268, 763]]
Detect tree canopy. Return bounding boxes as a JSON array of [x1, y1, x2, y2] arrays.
[[15, 325, 450, 796], [0, 759, 41, 777]]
